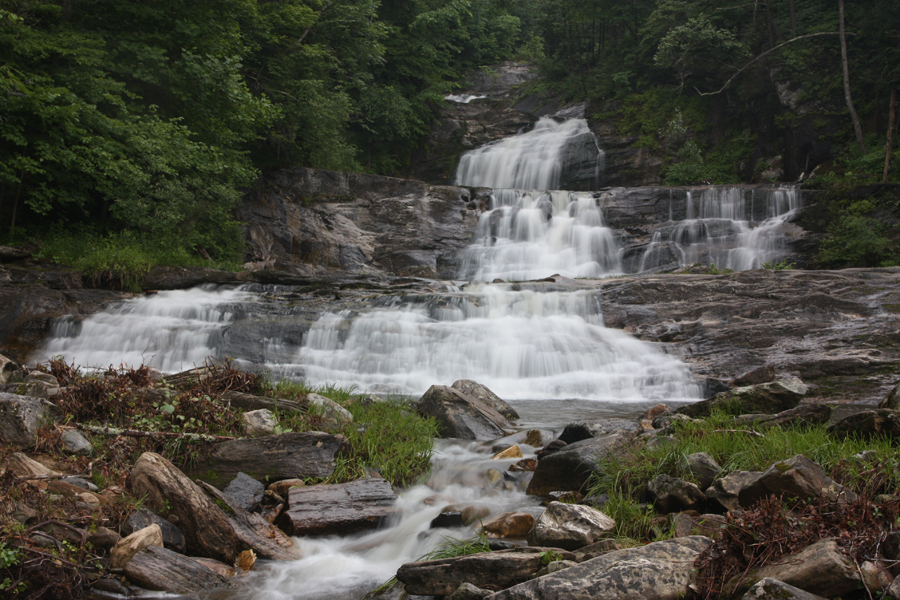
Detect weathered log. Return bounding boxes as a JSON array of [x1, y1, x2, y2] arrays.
[[222, 390, 305, 414], [123, 546, 234, 594], [79, 423, 235, 442]]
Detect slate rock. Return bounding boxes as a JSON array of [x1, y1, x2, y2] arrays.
[[527, 432, 637, 496], [677, 378, 808, 418], [123, 508, 187, 554], [187, 431, 344, 489], [415, 385, 509, 440], [0, 393, 57, 449], [223, 472, 265, 512], [451, 380, 519, 420], [486, 536, 713, 600], [671, 513, 727, 539], [734, 404, 832, 429], [738, 455, 856, 507], [277, 478, 398, 536], [447, 582, 493, 600], [685, 452, 721, 489], [741, 578, 827, 600], [307, 393, 354, 424], [241, 409, 277, 437], [647, 474, 705, 513], [878, 382, 900, 410], [61, 430, 93, 456], [827, 409, 900, 439], [705, 471, 764, 511], [0, 353, 19, 385], [123, 546, 234, 594], [526, 502, 614, 550], [732, 366, 776, 386]]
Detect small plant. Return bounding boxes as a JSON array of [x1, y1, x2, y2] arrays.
[[705, 263, 733, 275], [0, 542, 25, 593], [540, 549, 563, 565], [761, 259, 794, 270]]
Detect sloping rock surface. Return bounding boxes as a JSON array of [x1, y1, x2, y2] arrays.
[[416, 385, 509, 440]]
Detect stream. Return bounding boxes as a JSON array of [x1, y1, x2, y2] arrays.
[[35, 116, 803, 599]]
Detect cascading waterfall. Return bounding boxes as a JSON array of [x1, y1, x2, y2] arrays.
[[639, 186, 800, 272], [454, 117, 602, 190]]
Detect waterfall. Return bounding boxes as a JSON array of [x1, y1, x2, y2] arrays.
[[454, 117, 603, 190], [639, 186, 800, 272], [455, 189, 622, 281]]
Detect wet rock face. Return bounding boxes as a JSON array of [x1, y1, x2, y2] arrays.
[[239, 168, 481, 278], [416, 385, 510, 440]]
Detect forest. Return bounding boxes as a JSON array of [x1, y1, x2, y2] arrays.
[[0, 0, 897, 268]]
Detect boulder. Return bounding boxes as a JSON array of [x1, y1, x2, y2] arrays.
[[195, 481, 302, 561], [277, 478, 398, 536], [734, 404, 832, 429], [827, 409, 900, 439], [448, 582, 493, 600], [647, 475, 705, 513], [509, 458, 537, 472], [557, 419, 642, 444], [0, 353, 18, 384], [727, 539, 859, 597], [130, 452, 242, 563], [307, 393, 354, 424], [879, 382, 900, 410], [676, 378, 808, 418], [110, 524, 164, 569], [3, 452, 60, 478], [706, 471, 764, 511], [24, 372, 60, 397], [738, 455, 857, 507], [123, 509, 187, 554], [223, 472, 265, 512], [0, 393, 57, 449], [187, 431, 344, 489], [123, 546, 234, 594], [741, 578, 827, 600], [241, 409, 277, 437], [481, 512, 535, 538], [732, 366, 776, 386], [670, 513, 727, 539], [451, 380, 519, 420], [396, 547, 577, 596], [641, 404, 671, 421], [61, 430, 93, 456], [527, 431, 637, 496], [221, 390, 305, 414], [526, 502, 615, 550], [684, 452, 721, 489], [86, 527, 121, 550], [416, 385, 509, 440], [486, 536, 713, 600], [431, 511, 465, 529]]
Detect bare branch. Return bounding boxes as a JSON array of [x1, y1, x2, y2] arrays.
[[695, 32, 848, 96]]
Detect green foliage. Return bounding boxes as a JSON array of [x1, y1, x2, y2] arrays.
[[761, 259, 795, 270], [817, 194, 900, 268], [0, 542, 24, 593], [419, 530, 491, 560]]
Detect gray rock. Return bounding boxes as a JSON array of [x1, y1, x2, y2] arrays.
[[0, 353, 18, 384], [451, 380, 519, 420], [827, 408, 900, 439], [706, 471, 764, 511], [530, 560, 577, 579], [61, 429, 93, 456], [223, 472, 265, 513], [738, 455, 857, 507], [123, 546, 234, 594], [732, 366, 776, 386], [741, 578, 827, 600], [557, 419, 641, 444], [878, 381, 900, 410], [526, 502, 615, 550], [307, 393, 353, 424], [677, 378, 808, 419], [447, 582, 493, 600], [277, 478, 398, 536], [647, 474, 705, 513], [685, 452, 721, 488], [527, 432, 637, 496], [486, 536, 713, 600], [728, 538, 859, 597], [24, 372, 60, 397], [0, 393, 57, 449], [733, 404, 832, 429], [241, 408, 277, 437], [670, 513, 726, 539], [416, 385, 509, 440], [61, 476, 98, 492], [397, 547, 577, 596]]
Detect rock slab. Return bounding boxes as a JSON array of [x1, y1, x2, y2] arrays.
[[277, 478, 398, 536], [416, 385, 509, 440], [526, 502, 615, 550], [486, 536, 713, 600]]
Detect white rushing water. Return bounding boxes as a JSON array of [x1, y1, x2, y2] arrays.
[[639, 186, 800, 272], [454, 117, 600, 190]]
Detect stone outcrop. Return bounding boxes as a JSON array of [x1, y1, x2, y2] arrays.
[[677, 378, 808, 418], [416, 385, 509, 440], [277, 478, 398, 536], [187, 431, 344, 489], [526, 502, 615, 550], [486, 536, 713, 600], [397, 547, 577, 596]]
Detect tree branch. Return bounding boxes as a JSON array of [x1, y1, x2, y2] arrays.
[[695, 32, 848, 96], [78, 424, 235, 442]]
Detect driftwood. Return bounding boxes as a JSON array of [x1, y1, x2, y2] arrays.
[[79, 424, 235, 442]]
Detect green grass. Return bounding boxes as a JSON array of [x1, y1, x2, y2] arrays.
[[588, 411, 900, 542], [35, 228, 243, 291]]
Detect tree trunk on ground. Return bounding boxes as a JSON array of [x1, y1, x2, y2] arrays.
[[839, 0, 866, 155], [884, 88, 896, 182]]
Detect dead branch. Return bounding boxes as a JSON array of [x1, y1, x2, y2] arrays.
[[78, 424, 235, 442]]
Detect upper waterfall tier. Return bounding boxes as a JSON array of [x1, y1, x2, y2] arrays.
[[454, 117, 603, 190]]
